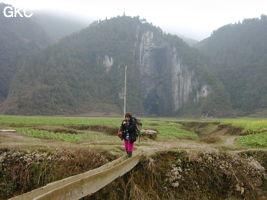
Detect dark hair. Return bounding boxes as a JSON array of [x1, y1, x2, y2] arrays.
[[124, 112, 132, 119]]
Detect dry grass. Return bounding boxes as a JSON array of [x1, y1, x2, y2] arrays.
[[200, 135, 222, 144], [86, 150, 266, 200], [0, 148, 116, 199]]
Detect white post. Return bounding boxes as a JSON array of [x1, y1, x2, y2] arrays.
[[124, 65, 127, 116]]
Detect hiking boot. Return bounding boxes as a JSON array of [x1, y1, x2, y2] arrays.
[[128, 152, 132, 158]]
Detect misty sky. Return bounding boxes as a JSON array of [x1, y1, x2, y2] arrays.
[[2, 0, 267, 40]]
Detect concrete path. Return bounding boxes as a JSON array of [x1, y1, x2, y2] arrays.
[[9, 154, 142, 200]]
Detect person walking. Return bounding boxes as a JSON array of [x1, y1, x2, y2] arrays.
[[120, 113, 137, 158]]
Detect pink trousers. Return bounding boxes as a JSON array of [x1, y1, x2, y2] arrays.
[[124, 140, 134, 152]]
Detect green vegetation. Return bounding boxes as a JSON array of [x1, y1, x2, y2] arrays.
[[2, 116, 267, 147], [0, 3, 51, 101], [219, 119, 267, 131], [236, 132, 267, 147], [0, 115, 121, 127], [143, 119, 198, 139], [15, 128, 83, 143], [213, 118, 267, 148], [154, 124, 198, 139], [0, 15, 226, 117], [1, 16, 148, 115], [198, 15, 267, 115], [0, 116, 197, 140], [14, 128, 117, 143]]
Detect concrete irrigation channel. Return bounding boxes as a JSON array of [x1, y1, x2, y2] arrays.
[[9, 153, 143, 200]]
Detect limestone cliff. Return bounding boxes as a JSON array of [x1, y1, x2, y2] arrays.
[[136, 28, 211, 115]]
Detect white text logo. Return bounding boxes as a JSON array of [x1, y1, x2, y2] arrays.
[[3, 6, 33, 18]]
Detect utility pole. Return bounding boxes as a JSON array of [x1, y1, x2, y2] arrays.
[[123, 65, 127, 116]]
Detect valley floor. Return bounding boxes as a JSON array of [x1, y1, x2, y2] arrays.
[[0, 117, 266, 200]]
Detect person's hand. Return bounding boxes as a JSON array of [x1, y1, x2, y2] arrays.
[[123, 121, 126, 124]]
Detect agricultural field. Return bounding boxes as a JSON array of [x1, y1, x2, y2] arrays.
[[218, 118, 267, 147], [219, 118, 267, 132], [0, 116, 196, 145], [0, 115, 266, 200], [0, 115, 266, 149]]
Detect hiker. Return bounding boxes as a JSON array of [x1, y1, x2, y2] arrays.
[[119, 112, 137, 158]]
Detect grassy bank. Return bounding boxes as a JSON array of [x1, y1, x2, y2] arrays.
[[236, 132, 267, 147]]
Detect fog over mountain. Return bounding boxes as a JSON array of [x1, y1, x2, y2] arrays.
[[3, 0, 267, 40], [31, 10, 91, 42]]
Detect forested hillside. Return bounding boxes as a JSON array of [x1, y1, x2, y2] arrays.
[[0, 3, 51, 102], [197, 15, 267, 116], [1, 16, 230, 116]]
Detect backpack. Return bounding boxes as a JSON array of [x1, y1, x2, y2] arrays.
[[132, 117, 142, 136]]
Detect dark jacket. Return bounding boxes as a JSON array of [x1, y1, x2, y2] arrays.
[[120, 119, 137, 144]]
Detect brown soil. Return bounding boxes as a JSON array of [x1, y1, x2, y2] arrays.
[[70, 125, 117, 135], [179, 121, 248, 148], [24, 125, 118, 135], [179, 121, 244, 136], [34, 126, 78, 134], [147, 123, 160, 126], [216, 124, 245, 135]]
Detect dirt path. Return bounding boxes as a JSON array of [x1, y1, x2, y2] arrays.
[[0, 131, 87, 151], [223, 135, 239, 146], [0, 130, 220, 152], [1, 129, 265, 155]]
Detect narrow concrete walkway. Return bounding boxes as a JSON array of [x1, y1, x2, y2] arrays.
[[9, 153, 142, 200]]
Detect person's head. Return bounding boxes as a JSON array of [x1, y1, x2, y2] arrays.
[[124, 112, 132, 121]]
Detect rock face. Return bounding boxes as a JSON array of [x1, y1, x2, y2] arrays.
[[170, 48, 199, 111], [136, 28, 210, 115], [103, 55, 114, 72]]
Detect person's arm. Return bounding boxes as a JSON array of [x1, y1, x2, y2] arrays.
[[120, 120, 126, 132]]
